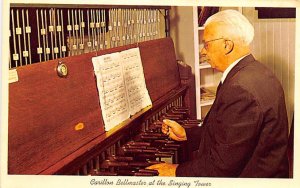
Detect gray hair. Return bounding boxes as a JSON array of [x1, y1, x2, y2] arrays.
[[204, 9, 254, 45]]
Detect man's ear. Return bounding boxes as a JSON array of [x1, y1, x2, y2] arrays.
[[225, 40, 234, 55]]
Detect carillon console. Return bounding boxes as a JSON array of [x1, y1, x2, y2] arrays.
[[8, 37, 199, 175]]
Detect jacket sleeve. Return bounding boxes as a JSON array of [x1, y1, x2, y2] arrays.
[[185, 124, 203, 152], [176, 84, 263, 177]]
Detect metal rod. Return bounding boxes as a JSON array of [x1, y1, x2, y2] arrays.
[[117, 9, 122, 46], [141, 9, 144, 42], [8, 30, 12, 69], [125, 9, 129, 44], [108, 9, 112, 48], [95, 9, 99, 50], [122, 9, 126, 45], [116, 8, 119, 47], [87, 9, 91, 52], [114, 9, 118, 47], [36, 10, 42, 62], [153, 9, 157, 39], [104, 9, 108, 49], [93, 9, 98, 50], [78, 9, 83, 54], [49, 9, 54, 59], [90, 9, 94, 50], [128, 9, 132, 44], [90, 9, 95, 50], [98, 9, 103, 50], [22, 9, 28, 65], [146, 9, 149, 40], [131, 9, 135, 44], [57, 9, 62, 58], [16, 10, 23, 66], [101, 9, 107, 49], [79, 9, 84, 53], [125, 9, 129, 45], [81, 10, 85, 53], [131, 9, 135, 43], [74, 9, 79, 54], [112, 9, 116, 47], [67, 9, 72, 56], [141, 9, 145, 41], [148, 9, 152, 40], [137, 9, 141, 43], [164, 9, 169, 37], [96, 9, 100, 50], [152, 9, 155, 39], [94, 9, 100, 50], [158, 9, 162, 38], [71, 9, 76, 55], [133, 9, 137, 43], [40, 9, 47, 61], [112, 9, 116, 48], [109, 9, 113, 48], [121, 9, 125, 45], [154, 9, 158, 39], [61, 10, 66, 57], [11, 9, 18, 66], [26, 9, 32, 64], [44, 9, 50, 61], [143, 9, 146, 42], [9, 30, 12, 68], [128, 9, 131, 44], [100, 9, 104, 49], [150, 9, 154, 40], [53, 8, 58, 59]]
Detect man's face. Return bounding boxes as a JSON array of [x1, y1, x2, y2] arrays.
[[201, 23, 227, 72]]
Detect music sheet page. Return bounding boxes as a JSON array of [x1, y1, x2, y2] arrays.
[[92, 47, 152, 131], [92, 53, 130, 131], [120, 48, 152, 115]]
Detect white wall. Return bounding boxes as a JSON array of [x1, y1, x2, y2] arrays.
[[243, 7, 295, 129]]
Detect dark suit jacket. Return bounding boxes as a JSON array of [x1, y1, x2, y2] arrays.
[[176, 54, 289, 177]]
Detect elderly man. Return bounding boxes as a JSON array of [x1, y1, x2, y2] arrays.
[[147, 9, 289, 177]]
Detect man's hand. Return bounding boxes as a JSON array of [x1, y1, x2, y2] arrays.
[[162, 119, 187, 141], [146, 163, 178, 176]]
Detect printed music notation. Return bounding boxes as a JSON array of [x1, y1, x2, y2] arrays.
[[92, 48, 152, 131]]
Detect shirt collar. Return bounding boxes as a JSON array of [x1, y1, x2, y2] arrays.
[[221, 54, 249, 83]]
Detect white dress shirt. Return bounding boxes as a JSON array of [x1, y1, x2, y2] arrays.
[[221, 54, 249, 84]]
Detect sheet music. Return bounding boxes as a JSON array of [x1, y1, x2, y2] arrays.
[[92, 53, 129, 131], [92, 47, 152, 131], [121, 48, 152, 115]]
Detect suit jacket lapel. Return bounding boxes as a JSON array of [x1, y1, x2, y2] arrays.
[[203, 54, 256, 125]]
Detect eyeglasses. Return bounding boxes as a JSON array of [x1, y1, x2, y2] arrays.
[[202, 38, 224, 50]]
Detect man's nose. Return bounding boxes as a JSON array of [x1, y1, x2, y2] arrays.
[[200, 47, 207, 58], [199, 44, 208, 63], [200, 44, 206, 56]]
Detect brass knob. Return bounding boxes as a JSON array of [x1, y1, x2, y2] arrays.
[[57, 61, 68, 78]]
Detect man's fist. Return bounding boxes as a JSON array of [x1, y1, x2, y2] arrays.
[[162, 119, 187, 141], [146, 163, 178, 176]]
